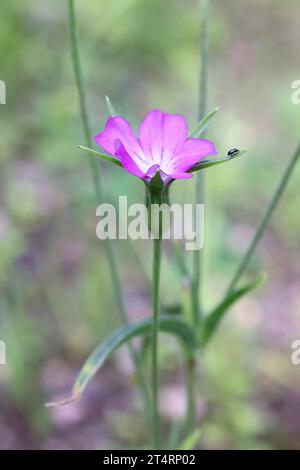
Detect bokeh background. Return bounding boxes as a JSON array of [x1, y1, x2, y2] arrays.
[[1, 0, 300, 450]]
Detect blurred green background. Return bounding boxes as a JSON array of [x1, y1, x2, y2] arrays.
[[0, 0, 300, 450]]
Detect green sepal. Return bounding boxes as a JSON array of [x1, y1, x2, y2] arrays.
[[78, 145, 122, 167], [190, 149, 247, 173]]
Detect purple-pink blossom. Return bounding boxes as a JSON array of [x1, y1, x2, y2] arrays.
[[94, 110, 217, 183]]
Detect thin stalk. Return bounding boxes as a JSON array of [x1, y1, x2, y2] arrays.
[[185, 356, 196, 434], [192, 0, 210, 324], [227, 140, 300, 294], [67, 0, 151, 414], [173, 241, 190, 280], [186, 0, 210, 435], [152, 235, 162, 449]]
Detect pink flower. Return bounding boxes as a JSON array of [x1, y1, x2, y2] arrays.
[[94, 110, 217, 184]]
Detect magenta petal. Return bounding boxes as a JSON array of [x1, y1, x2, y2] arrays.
[[171, 138, 217, 172], [120, 153, 145, 178], [177, 138, 216, 159], [138, 110, 188, 166], [159, 169, 172, 184], [161, 113, 188, 159], [94, 110, 217, 184], [94, 116, 143, 159], [114, 141, 145, 178], [144, 164, 160, 179], [138, 110, 163, 163], [168, 171, 193, 180]]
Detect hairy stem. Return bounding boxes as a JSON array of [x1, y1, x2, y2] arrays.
[[227, 140, 300, 294], [67, 0, 151, 415]]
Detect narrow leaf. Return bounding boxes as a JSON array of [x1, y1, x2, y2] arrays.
[[190, 107, 219, 138], [202, 273, 267, 345], [190, 149, 247, 173], [173, 240, 189, 279], [105, 95, 119, 117], [182, 278, 194, 326], [226, 140, 300, 292], [139, 335, 152, 362], [179, 428, 202, 450], [166, 420, 185, 450], [78, 145, 122, 167], [46, 315, 196, 407], [163, 304, 182, 315]]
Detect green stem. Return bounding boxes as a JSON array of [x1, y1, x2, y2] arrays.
[[67, 0, 151, 415], [227, 141, 300, 294], [198, 0, 209, 128], [192, 0, 210, 324], [152, 235, 162, 449], [68, 0, 100, 200], [185, 355, 196, 434], [186, 0, 210, 435]]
